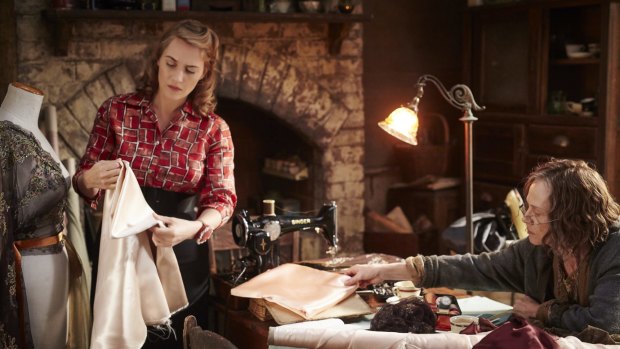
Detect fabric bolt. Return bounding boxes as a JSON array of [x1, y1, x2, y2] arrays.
[[0, 121, 71, 349], [73, 92, 236, 224], [90, 160, 188, 349], [231, 263, 357, 319]]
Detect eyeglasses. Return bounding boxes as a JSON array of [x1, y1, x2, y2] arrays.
[[519, 204, 558, 225]]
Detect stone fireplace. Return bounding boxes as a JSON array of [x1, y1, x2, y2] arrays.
[[15, 1, 366, 256]]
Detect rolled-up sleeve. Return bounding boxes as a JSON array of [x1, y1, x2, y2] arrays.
[[72, 97, 117, 209], [199, 117, 236, 228]]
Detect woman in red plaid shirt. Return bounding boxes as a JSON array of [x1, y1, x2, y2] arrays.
[[73, 20, 236, 348]]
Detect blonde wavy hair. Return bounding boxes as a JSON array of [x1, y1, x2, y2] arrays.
[[139, 19, 220, 115]]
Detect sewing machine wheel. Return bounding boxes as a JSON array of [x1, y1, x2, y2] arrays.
[[263, 220, 281, 240], [232, 211, 249, 247]]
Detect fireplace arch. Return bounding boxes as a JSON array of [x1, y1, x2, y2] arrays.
[[54, 42, 364, 255]]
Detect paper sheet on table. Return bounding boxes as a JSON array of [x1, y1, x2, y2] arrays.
[[457, 296, 513, 315], [231, 263, 358, 319]]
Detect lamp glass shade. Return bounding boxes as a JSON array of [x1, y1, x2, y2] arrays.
[[378, 107, 419, 146]]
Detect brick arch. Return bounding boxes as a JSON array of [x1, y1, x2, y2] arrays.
[[57, 64, 137, 159], [56, 48, 365, 254], [217, 44, 350, 149]]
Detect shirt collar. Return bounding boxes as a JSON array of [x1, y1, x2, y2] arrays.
[[126, 92, 203, 122]]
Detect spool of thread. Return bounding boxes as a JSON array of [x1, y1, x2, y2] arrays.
[[263, 199, 275, 216]]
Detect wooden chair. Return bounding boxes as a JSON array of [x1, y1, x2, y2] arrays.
[[183, 315, 237, 349]]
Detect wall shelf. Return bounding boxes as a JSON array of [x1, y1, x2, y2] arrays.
[[43, 9, 372, 55], [551, 58, 600, 65]]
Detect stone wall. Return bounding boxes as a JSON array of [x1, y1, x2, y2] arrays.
[[14, 0, 366, 254]]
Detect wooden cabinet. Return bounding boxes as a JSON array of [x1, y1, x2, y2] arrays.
[[470, 5, 540, 114], [465, 1, 620, 197]]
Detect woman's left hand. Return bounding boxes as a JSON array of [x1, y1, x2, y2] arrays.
[[150, 213, 201, 247], [513, 294, 541, 319]]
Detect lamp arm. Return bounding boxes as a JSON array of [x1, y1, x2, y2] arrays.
[[417, 75, 485, 113]]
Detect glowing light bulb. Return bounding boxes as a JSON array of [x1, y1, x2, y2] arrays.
[[378, 107, 419, 146]]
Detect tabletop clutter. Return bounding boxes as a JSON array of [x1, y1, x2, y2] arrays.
[[230, 262, 618, 348], [229, 261, 512, 334]]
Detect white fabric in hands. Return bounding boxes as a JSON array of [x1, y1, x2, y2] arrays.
[[231, 263, 357, 319], [109, 162, 163, 237], [90, 160, 188, 349]]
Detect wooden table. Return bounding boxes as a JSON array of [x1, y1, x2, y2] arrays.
[[208, 273, 385, 349]]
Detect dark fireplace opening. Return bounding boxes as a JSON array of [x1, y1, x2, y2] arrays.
[[214, 98, 331, 269], [217, 97, 318, 216]]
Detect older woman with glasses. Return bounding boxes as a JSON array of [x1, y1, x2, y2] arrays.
[[344, 158, 620, 342]]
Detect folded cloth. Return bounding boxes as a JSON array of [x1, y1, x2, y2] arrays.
[[90, 161, 188, 349], [231, 263, 357, 319]]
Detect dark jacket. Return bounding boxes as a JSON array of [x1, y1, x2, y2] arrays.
[[420, 223, 620, 334]]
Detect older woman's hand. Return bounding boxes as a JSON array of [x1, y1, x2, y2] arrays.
[[513, 294, 541, 319], [343, 264, 384, 288]]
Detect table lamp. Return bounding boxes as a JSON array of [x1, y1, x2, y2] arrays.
[[378, 74, 485, 254]]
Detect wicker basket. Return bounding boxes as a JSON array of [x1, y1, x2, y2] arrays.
[[395, 112, 450, 182], [248, 299, 274, 321]]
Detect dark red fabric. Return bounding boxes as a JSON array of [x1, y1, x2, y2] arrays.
[[460, 317, 498, 334], [473, 316, 560, 349]]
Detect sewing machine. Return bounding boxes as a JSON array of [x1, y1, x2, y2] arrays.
[[231, 200, 338, 279]]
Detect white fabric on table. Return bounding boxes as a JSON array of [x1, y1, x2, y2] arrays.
[[269, 326, 488, 349], [269, 326, 620, 349]]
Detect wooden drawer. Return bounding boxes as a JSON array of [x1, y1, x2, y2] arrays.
[[526, 125, 597, 159]]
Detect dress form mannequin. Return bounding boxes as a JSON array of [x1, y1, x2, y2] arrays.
[[0, 82, 70, 348], [0, 82, 69, 178]]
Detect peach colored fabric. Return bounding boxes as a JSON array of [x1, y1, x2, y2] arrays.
[[90, 161, 188, 349], [231, 263, 357, 319]]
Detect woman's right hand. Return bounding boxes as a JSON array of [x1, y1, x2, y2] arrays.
[[82, 159, 123, 190], [343, 264, 384, 288]]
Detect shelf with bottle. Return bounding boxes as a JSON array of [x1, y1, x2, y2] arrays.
[[545, 3, 601, 121]]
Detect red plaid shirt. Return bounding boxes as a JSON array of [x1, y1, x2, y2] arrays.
[[74, 93, 236, 226]]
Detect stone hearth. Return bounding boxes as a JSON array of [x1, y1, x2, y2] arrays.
[[15, 1, 366, 255]]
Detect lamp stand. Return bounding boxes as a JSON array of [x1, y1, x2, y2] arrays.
[[461, 110, 477, 255], [409, 75, 484, 255]]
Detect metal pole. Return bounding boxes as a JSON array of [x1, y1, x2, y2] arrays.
[[461, 110, 477, 255]]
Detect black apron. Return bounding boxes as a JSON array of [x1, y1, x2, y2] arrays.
[[140, 187, 210, 306]]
